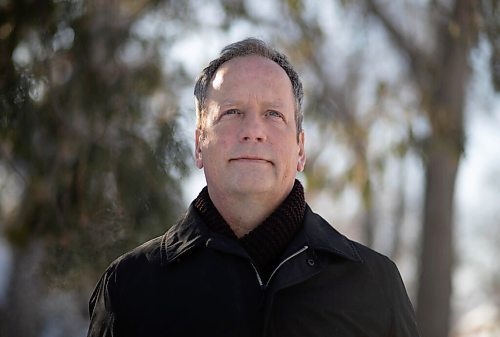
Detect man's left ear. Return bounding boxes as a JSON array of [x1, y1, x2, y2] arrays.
[[297, 131, 306, 172]]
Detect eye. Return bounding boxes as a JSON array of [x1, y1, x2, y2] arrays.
[[266, 110, 285, 120], [222, 109, 241, 116]]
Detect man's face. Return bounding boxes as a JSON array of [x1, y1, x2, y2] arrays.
[[195, 55, 306, 201]]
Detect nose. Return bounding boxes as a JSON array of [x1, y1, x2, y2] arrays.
[[239, 113, 267, 143]]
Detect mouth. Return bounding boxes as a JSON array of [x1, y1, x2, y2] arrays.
[[230, 157, 273, 165]]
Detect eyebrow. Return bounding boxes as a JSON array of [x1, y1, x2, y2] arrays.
[[219, 101, 238, 108]]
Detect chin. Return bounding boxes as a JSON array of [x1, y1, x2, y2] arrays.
[[231, 178, 274, 195]]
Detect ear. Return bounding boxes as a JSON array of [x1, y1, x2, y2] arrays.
[[195, 128, 204, 169], [296, 131, 306, 172]]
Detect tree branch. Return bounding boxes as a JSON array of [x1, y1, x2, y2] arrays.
[[363, 0, 434, 75]]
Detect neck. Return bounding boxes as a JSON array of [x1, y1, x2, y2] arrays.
[[207, 186, 292, 238]]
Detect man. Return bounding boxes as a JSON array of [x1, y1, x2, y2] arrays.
[[87, 38, 420, 337]]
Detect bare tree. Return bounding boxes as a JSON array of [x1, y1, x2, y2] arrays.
[[363, 1, 482, 336]]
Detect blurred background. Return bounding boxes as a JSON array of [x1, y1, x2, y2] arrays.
[[0, 0, 499, 336]]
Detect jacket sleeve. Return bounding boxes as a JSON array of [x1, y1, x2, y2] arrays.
[[388, 260, 421, 337], [87, 264, 120, 337]]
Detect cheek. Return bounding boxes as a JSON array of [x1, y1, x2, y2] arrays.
[[278, 144, 299, 168], [202, 133, 230, 161], [212, 130, 234, 150]]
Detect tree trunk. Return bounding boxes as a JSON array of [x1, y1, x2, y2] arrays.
[[389, 159, 406, 260], [0, 241, 44, 337], [416, 1, 476, 336], [417, 142, 459, 337]]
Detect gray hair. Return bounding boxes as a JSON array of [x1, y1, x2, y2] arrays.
[[194, 38, 304, 135]]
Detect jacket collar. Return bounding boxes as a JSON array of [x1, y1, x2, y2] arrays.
[[299, 205, 362, 262], [160, 203, 362, 266], [160, 204, 207, 266]]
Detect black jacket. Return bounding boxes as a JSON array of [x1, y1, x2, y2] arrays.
[[87, 204, 420, 337]]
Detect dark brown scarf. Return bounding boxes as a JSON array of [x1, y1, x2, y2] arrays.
[[193, 180, 306, 281]]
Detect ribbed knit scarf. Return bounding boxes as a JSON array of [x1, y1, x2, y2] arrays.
[[193, 180, 306, 282]]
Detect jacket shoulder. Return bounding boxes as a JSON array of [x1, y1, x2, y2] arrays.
[[109, 235, 164, 274], [88, 235, 164, 311], [345, 240, 412, 307], [346, 241, 420, 335], [350, 240, 396, 267], [305, 207, 404, 291], [306, 206, 397, 270]]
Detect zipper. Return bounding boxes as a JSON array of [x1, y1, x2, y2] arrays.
[[250, 262, 264, 287], [250, 245, 309, 288]]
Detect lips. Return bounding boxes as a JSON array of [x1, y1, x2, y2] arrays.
[[230, 156, 273, 164]]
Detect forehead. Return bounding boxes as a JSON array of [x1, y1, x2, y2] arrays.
[[209, 55, 293, 95]]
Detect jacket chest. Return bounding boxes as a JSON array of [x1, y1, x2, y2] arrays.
[[120, 250, 268, 336]]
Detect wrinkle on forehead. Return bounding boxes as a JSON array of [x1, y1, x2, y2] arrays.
[[207, 56, 295, 118]]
